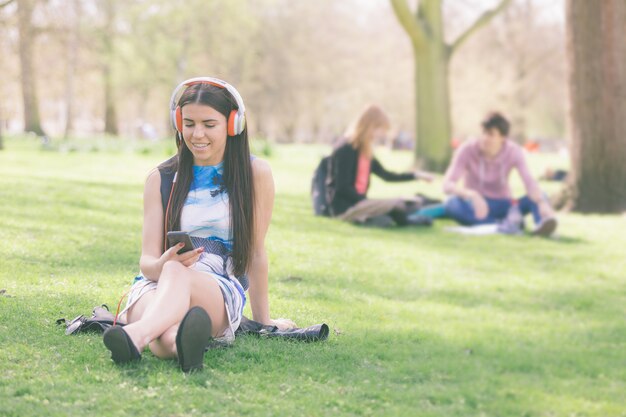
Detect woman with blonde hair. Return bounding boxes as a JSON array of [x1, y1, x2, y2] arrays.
[[326, 105, 433, 227]]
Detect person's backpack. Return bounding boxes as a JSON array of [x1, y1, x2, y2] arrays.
[[235, 316, 329, 342], [58, 306, 329, 342], [311, 156, 331, 216], [56, 305, 126, 335]]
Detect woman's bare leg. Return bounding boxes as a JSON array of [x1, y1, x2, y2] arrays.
[[149, 324, 178, 359], [125, 288, 173, 356], [124, 291, 157, 324], [121, 260, 230, 352]]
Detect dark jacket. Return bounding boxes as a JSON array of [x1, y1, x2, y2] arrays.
[[326, 143, 415, 216]]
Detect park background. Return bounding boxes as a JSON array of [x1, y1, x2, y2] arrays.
[[1, 0, 625, 416]]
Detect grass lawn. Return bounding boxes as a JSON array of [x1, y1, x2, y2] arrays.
[[0, 136, 624, 417]]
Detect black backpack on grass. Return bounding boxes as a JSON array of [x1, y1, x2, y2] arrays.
[[58, 305, 329, 342], [311, 156, 331, 216], [56, 305, 124, 335]]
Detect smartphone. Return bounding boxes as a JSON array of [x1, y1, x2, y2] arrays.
[[166, 231, 194, 254]]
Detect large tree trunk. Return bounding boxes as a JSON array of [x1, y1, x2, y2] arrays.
[[412, 1, 451, 171], [16, 0, 46, 136], [102, 0, 118, 136], [566, 0, 626, 213], [63, 0, 80, 139], [0, 0, 11, 149], [390, 0, 511, 171], [103, 64, 118, 135]]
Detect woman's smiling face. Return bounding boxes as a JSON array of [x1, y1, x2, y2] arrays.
[[181, 103, 228, 166]]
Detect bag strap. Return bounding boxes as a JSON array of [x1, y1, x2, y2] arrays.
[[113, 292, 130, 326]]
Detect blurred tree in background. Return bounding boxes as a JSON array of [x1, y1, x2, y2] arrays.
[[0, 0, 14, 148], [0, 0, 566, 153], [390, 0, 511, 170], [15, 0, 47, 137], [101, 0, 118, 135], [565, 0, 626, 213]]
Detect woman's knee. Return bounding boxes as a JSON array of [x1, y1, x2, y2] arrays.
[[160, 260, 190, 285], [161, 260, 184, 274], [445, 196, 465, 216], [445, 196, 474, 225]]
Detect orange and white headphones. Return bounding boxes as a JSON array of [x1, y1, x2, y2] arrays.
[[169, 76, 246, 137], [164, 77, 246, 252]]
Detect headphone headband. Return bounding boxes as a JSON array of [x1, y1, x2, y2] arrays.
[[169, 76, 246, 136]]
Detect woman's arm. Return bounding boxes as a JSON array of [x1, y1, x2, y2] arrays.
[[370, 158, 416, 182], [515, 150, 543, 202], [443, 146, 488, 219], [139, 169, 203, 281], [139, 169, 167, 280], [442, 145, 472, 197], [515, 149, 555, 218], [246, 159, 275, 326], [247, 159, 296, 330]]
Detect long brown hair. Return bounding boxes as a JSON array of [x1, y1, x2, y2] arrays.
[[345, 104, 390, 159], [160, 83, 254, 277]]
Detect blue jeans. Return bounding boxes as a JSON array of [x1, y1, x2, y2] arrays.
[[444, 195, 542, 226]]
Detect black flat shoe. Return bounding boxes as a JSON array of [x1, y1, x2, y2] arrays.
[[176, 307, 212, 373], [103, 325, 141, 364], [532, 217, 558, 237]]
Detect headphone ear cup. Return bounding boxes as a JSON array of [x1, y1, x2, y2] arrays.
[[175, 106, 183, 133], [237, 112, 246, 134], [227, 109, 238, 137]]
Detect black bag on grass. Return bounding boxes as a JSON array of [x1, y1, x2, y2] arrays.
[[57, 305, 126, 335], [236, 316, 329, 342], [59, 306, 329, 342]]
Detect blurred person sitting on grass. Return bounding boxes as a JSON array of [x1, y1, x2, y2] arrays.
[[102, 77, 295, 373], [326, 104, 435, 227], [442, 111, 558, 236]]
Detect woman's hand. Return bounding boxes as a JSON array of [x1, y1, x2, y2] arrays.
[[270, 317, 297, 331], [414, 170, 435, 182], [469, 191, 489, 220], [160, 243, 204, 268], [538, 200, 555, 220]]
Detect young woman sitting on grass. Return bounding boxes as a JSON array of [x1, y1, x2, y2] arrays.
[[326, 105, 434, 227], [442, 111, 558, 236], [102, 77, 295, 372]]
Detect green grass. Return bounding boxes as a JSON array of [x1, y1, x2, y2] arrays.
[[1, 136, 625, 417]]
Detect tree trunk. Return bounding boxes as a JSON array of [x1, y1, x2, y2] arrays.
[[63, 0, 80, 139], [103, 64, 118, 135], [566, 0, 626, 212], [390, 0, 511, 172], [412, 1, 451, 171], [102, 0, 118, 136], [16, 0, 46, 136]]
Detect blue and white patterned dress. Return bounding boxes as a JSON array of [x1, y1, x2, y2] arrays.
[[121, 161, 247, 343]]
